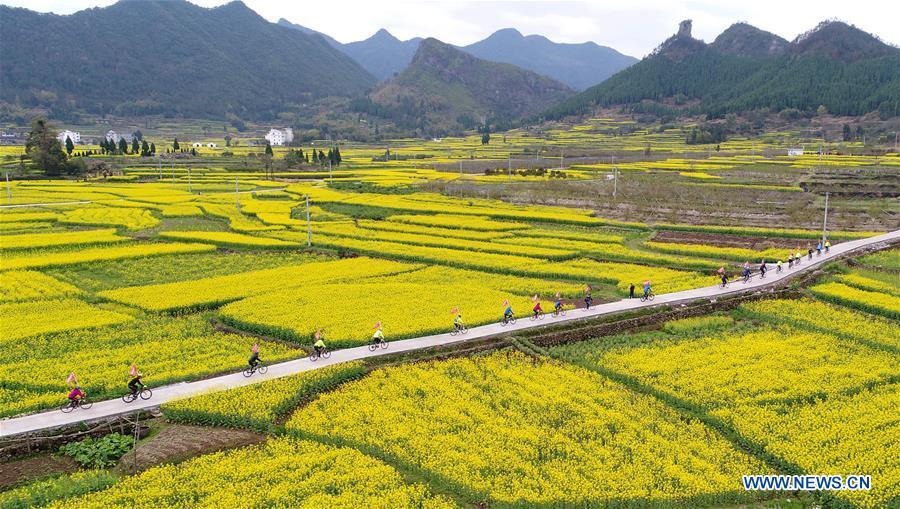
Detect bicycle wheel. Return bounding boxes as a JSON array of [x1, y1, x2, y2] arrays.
[[368, 343, 377, 351], [309, 353, 319, 362], [61, 402, 75, 413], [243, 367, 254, 377], [322, 350, 331, 359], [258, 365, 268, 374], [80, 398, 93, 410], [122, 393, 136, 403], [450, 328, 458, 336], [380, 341, 388, 350], [648, 293, 655, 301], [461, 325, 468, 334], [140, 388, 153, 400]]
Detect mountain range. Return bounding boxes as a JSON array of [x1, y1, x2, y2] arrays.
[[545, 20, 900, 120], [0, 0, 376, 120], [362, 38, 573, 132], [279, 22, 636, 89]]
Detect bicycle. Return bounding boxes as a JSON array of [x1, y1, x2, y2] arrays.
[[640, 291, 655, 302], [552, 307, 566, 317], [742, 273, 751, 284], [450, 322, 468, 336], [531, 310, 545, 321], [122, 386, 152, 403], [60, 396, 93, 413], [501, 313, 516, 326], [243, 363, 268, 377], [583, 297, 593, 310], [759, 270, 766, 279], [368, 339, 389, 351], [309, 347, 331, 361]]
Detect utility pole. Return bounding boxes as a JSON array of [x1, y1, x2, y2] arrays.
[[507, 153, 512, 182], [306, 195, 311, 247], [613, 169, 618, 199], [188, 166, 192, 193], [5, 172, 10, 201], [157, 155, 161, 180], [235, 177, 240, 211], [822, 191, 830, 245]]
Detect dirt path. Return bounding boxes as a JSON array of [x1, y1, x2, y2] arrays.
[[115, 423, 265, 475]]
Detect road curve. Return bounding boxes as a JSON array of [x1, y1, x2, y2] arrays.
[[2, 229, 898, 438]]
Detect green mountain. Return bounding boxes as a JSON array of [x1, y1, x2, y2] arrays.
[[343, 29, 423, 81], [363, 38, 573, 133], [545, 20, 900, 119], [0, 1, 376, 121], [463, 28, 637, 90]]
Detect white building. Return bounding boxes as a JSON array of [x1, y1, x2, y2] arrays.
[[57, 130, 81, 144], [192, 142, 203, 148], [265, 128, 293, 146], [787, 148, 804, 157], [206, 142, 217, 149], [105, 130, 120, 143]]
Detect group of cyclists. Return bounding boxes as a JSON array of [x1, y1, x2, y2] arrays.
[[63, 238, 834, 410], [723, 239, 831, 287]]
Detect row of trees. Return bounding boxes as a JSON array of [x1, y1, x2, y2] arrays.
[[282, 146, 343, 167]]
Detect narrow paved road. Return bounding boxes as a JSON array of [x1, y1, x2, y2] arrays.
[[2, 230, 897, 438]]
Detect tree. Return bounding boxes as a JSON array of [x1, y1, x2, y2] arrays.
[[118, 138, 128, 154], [265, 141, 273, 157], [334, 146, 342, 165], [132, 130, 143, 142], [141, 140, 150, 157], [24, 117, 67, 175], [224, 134, 232, 147], [173, 138, 180, 151], [150, 142, 156, 155], [131, 137, 139, 154], [842, 123, 852, 142], [65, 136, 74, 156], [481, 132, 490, 145]]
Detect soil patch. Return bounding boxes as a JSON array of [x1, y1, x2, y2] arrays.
[[652, 230, 801, 250], [115, 423, 265, 475], [0, 454, 79, 490]]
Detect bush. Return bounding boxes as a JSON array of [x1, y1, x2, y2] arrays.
[[59, 433, 132, 468], [0, 470, 117, 509]]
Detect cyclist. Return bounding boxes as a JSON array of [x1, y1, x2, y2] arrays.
[[720, 272, 728, 287], [554, 295, 563, 314], [807, 245, 813, 260], [372, 327, 385, 346], [825, 240, 831, 253], [127, 373, 144, 397], [67, 385, 85, 405], [741, 262, 751, 282], [503, 303, 514, 322], [787, 253, 793, 268], [776, 259, 783, 273], [816, 242, 822, 256], [532, 301, 543, 318], [313, 336, 326, 357], [629, 283, 635, 299], [642, 280, 652, 299], [248, 344, 260, 370], [453, 313, 465, 332], [795, 249, 803, 265], [583, 286, 593, 309], [759, 260, 768, 278]]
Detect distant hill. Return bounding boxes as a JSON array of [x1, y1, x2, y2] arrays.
[[545, 20, 900, 119], [343, 30, 423, 81], [0, 1, 376, 120], [365, 38, 573, 133], [462, 28, 637, 90], [276, 18, 343, 49]]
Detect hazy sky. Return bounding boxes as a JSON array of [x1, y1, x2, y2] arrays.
[[3, 0, 898, 57]]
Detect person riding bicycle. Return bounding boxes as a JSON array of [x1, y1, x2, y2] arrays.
[[503, 304, 514, 321], [248, 345, 260, 369], [532, 301, 543, 317], [372, 328, 385, 345], [643, 280, 651, 299], [313, 338, 326, 356], [741, 262, 751, 281], [583, 286, 593, 309], [807, 245, 813, 260], [453, 314, 464, 331], [759, 260, 767, 277], [788, 253, 793, 268], [554, 296, 563, 313], [816, 242, 822, 256], [776, 260, 783, 272], [825, 240, 831, 253], [127, 374, 144, 396], [720, 272, 728, 287], [68, 386, 85, 404]]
